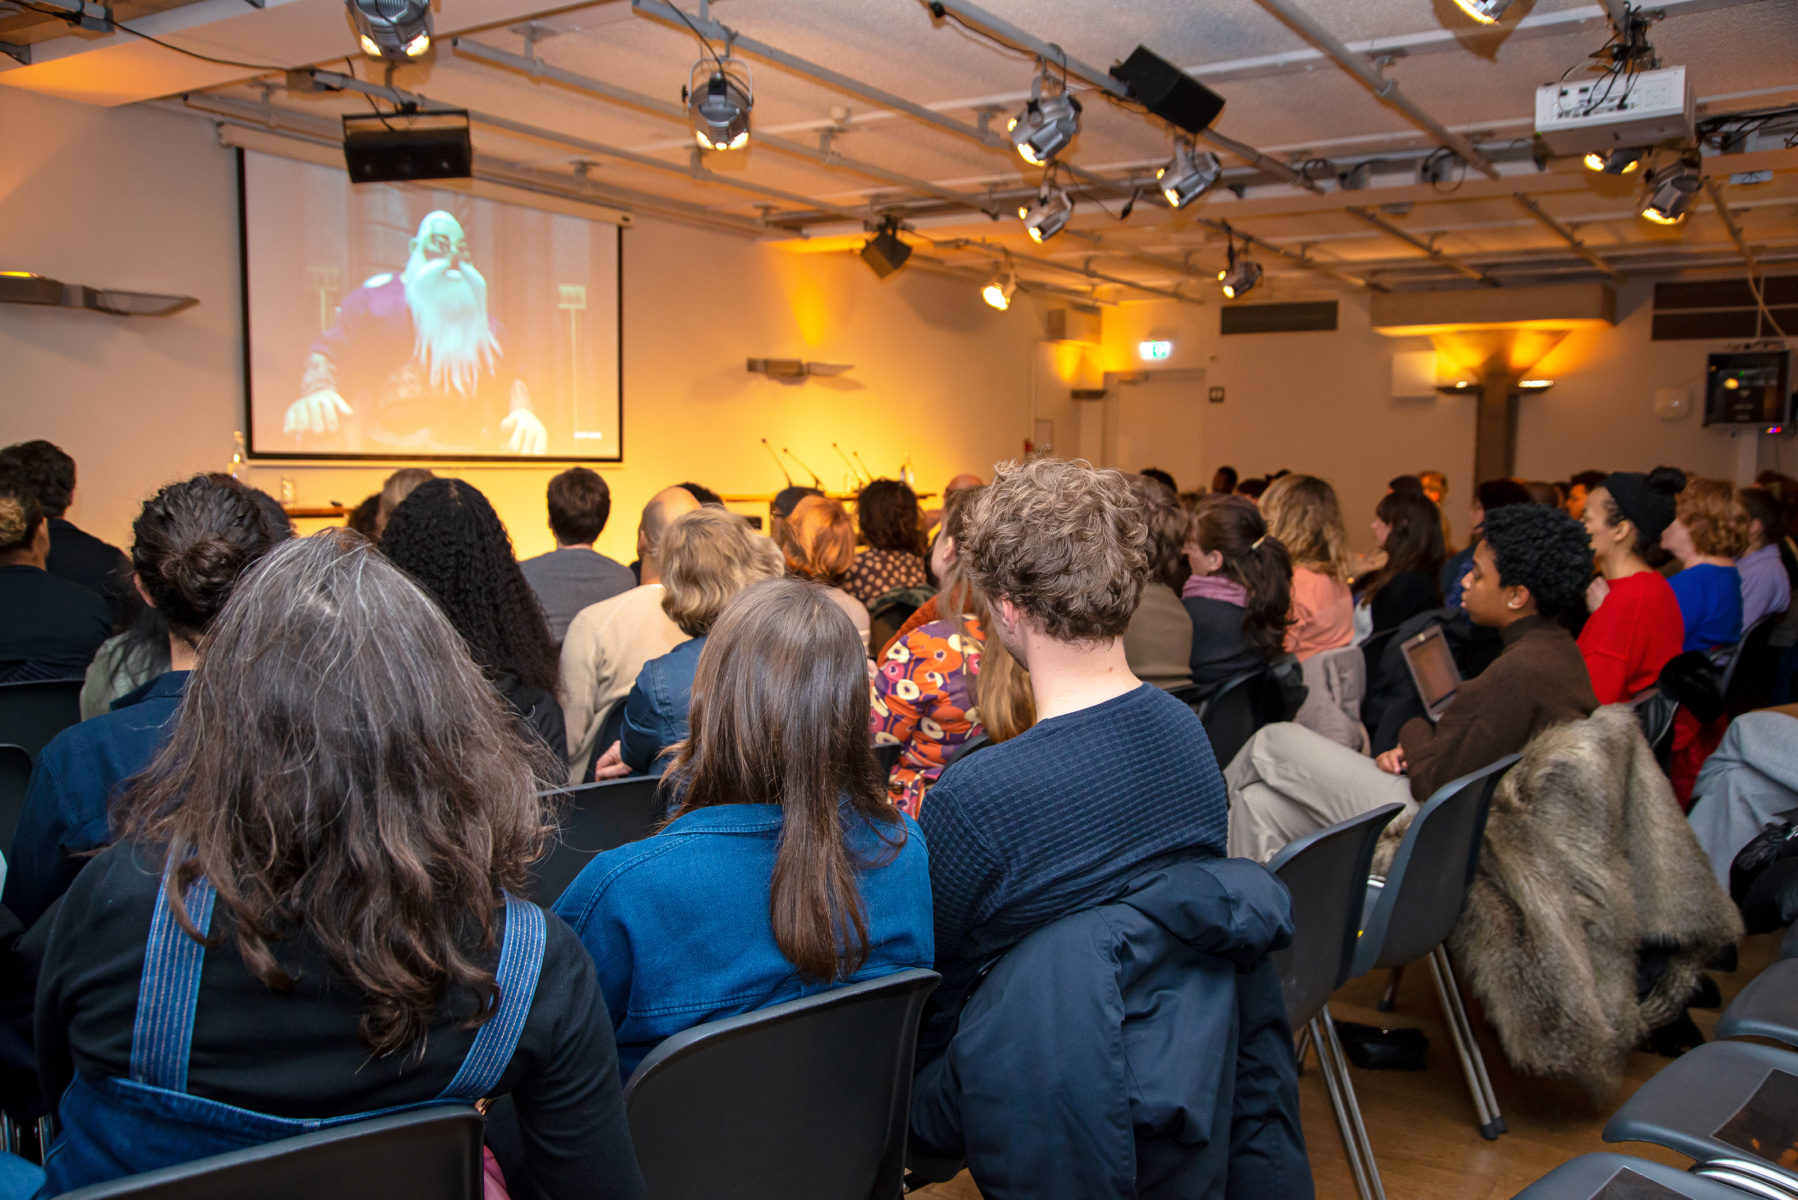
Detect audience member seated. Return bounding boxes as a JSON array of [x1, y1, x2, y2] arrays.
[[1578, 468, 1687, 704], [910, 457, 1231, 1063], [876, 487, 988, 660], [772, 495, 870, 652], [520, 467, 636, 645], [1355, 489, 1445, 636], [4, 475, 288, 929], [554, 578, 932, 1081], [561, 486, 701, 782], [922, 472, 982, 535], [873, 493, 1034, 816], [1440, 479, 1533, 611], [592, 508, 783, 779], [0, 440, 131, 625], [1564, 468, 1607, 521], [1211, 465, 1238, 495], [79, 605, 170, 721], [380, 479, 566, 755], [372, 466, 434, 540], [346, 492, 380, 537], [1738, 485, 1792, 627], [1182, 494, 1293, 696], [21, 532, 642, 1200], [1227, 504, 1597, 861], [1260, 473, 1354, 662], [0, 473, 111, 684], [1522, 479, 1561, 508], [1666, 477, 1748, 652], [847, 478, 927, 605], [1690, 703, 1798, 885], [675, 480, 724, 506], [1121, 475, 1194, 689]]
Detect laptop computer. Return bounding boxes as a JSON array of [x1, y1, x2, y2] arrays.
[[1400, 625, 1461, 723]]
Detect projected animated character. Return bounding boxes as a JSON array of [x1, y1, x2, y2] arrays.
[[283, 210, 549, 455]]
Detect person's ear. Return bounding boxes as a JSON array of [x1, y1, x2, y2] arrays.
[[133, 572, 156, 610], [1506, 583, 1532, 611]]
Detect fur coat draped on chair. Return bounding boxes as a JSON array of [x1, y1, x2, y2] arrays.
[[1379, 704, 1742, 1101]]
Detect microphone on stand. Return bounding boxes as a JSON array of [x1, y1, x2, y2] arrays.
[[831, 442, 865, 485], [761, 438, 793, 486], [852, 451, 876, 483], [783, 447, 823, 488]]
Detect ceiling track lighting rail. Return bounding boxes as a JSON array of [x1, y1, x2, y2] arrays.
[[1190, 218, 1388, 293], [1704, 179, 1760, 279], [1252, 0, 1501, 180], [1060, 229, 1212, 282], [1509, 192, 1625, 282], [940, 238, 1204, 305], [1347, 205, 1500, 285], [451, 39, 1004, 218]]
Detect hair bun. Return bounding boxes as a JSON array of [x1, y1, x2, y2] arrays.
[[1647, 465, 1687, 496], [0, 497, 27, 545]]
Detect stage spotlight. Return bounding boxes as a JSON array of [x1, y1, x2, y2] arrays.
[[1584, 147, 1645, 174], [1157, 140, 1222, 209], [1018, 184, 1073, 244], [347, 0, 431, 60], [982, 267, 1017, 310], [860, 216, 912, 278], [687, 58, 753, 151], [1219, 258, 1262, 299], [1641, 156, 1701, 225], [1008, 69, 1082, 166], [1452, 0, 1515, 23]]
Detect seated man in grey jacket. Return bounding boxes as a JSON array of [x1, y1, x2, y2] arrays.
[[520, 467, 636, 644]]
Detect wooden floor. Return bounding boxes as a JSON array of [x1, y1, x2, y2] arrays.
[[913, 930, 1785, 1200]]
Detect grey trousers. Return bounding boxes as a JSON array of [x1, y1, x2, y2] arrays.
[[1225, 722, 1416, 863], [1689, 712, 1798, 887]]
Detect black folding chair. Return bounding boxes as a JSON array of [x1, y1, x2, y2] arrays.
[[1267, 803, 1406, 1200], [1194, 668, 1279, 769], [1716, 957, 1798, 1046], [56, 1105, 484, 1200], [1628, 687, 1678, 775], [944, 733, 989, 768], [872, 741, 902, 779], [1348, 755, 1520, 1140], [0, 744, 31, 861], [0, 678, 83, 760], [1509, 1152, 1759, 1200], [529, 776, 667, 905], [624, 968, 940, 1200], [1724, 611, 1787, 716], [1603, 1039, 1798, 1198]]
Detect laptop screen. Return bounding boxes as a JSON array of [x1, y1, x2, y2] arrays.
[[1403, 628, 1461, 712]]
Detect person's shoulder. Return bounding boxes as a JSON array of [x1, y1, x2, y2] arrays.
[[50, 520, 121, 558], [35, 568, 111, 621], [61, 839, 163, 914], [568, 584, 657, 635]]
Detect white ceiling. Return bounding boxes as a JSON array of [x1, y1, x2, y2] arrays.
[[6, 0, 1798, 297]]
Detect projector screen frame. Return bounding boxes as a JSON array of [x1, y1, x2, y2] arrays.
[[236, 148, 626, 464]]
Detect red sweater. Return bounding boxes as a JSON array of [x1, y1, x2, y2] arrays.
[[1577, 570, 1685, 705]]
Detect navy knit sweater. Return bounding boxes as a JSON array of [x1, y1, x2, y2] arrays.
[[916, 683, 1229, 1062]]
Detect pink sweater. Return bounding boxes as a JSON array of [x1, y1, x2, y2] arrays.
[[1285, 567, 1354, 662]]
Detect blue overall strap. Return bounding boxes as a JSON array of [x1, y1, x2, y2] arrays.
[[128, 866, 218, 1092], [437, 894, 546, 1101]]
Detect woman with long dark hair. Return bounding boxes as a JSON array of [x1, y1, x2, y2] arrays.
[[1183, 494, 1294, 695], [1356, 490, 1445, 634], [381, 478, 565, 754], [5, 474, 288, 928], [555, 577, 934, 1080], [27, 532, 642, 1199]]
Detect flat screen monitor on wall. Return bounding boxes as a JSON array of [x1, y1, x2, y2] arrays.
[[1704, 350, 1792, 433], [239, 148, 623, 462]]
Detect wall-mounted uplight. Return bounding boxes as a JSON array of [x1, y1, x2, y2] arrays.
[[1138, 340, 1173, 361]]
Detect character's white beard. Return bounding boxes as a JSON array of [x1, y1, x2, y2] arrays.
[[402, 254, 502, 398]]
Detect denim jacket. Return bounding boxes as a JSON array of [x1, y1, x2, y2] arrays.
[[618, 636, 704, 775], [553, 802, 934, 1081]]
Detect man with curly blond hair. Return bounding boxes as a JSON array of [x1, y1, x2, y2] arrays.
[[907, 460, 1307, 1196]]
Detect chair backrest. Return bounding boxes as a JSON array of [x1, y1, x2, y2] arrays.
[[1353, 754, 1520, 976], [0, 744, 32, 861], [1198, 668, 1270, 769], [872, 741, 902, 779], [56, 1105, 484, 1200], [1266, 803, 1406, 1028], [624, 968, 940, 1200], [529, 775, 667, 904], [945, 732, 989, 768], [1724, 611, 1785, 715], [1629, 686, 1678, 765], [0, 678, 84, 760]]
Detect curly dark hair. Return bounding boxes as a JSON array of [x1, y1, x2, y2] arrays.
[[1481, 503, 1594, 621], [132, 475, 292, 641], [0, 440, 76, 517], [856, 478, 923, 555], [380, 479, 559, 694]]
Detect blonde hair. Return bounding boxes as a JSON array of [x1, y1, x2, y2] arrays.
[[660, 507, 785, 636], [1259, 473, 1351, 582], [774, 495, 856, 585], [1678, 478, 1751, 558], [975, 631, 1035, 744]]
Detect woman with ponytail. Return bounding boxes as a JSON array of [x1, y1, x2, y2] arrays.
[[555, 577, 933, 1080], [1182, 494, 1295, 696], [4, 474, 289, 928]]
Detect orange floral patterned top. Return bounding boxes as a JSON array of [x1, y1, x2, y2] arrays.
[[870, 616, 984, 817]]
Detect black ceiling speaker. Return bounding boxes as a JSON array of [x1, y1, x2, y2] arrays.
[[860, 216, 912, 279], [342, 110, 473, 183], [1109, 46, 1225, 137]]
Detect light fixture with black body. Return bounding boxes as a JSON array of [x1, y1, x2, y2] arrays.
[[1217, 229, 1262, 299], [860, 216, 912, 278], [686, 57, 753, 151], [1585, 146, 1646, 174], [1158, 139, 1222, 209], [346, 0, 431, 60]]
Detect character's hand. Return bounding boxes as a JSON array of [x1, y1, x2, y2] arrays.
[[1375, 747, 1407, 775], [501, 407, 548, 456], [284, 389, 353, 435], [592, 740, 633, 780], [1586, 575, 1610, 614]]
